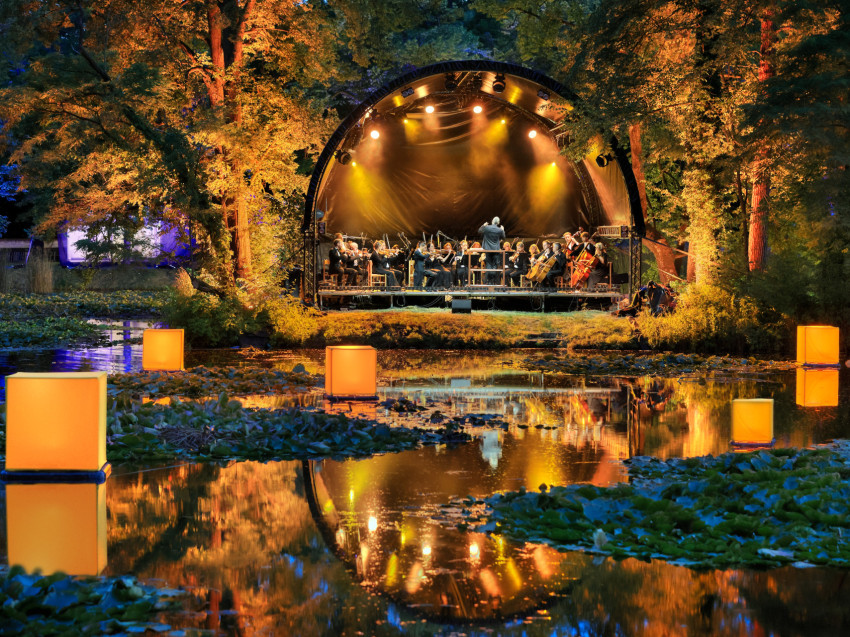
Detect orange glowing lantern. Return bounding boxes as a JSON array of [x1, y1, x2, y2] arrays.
[[6, 482, 106, 576], [325, 346, 377, 399], [796, 325, 840, 366], [731, 398, 774, 445], [142, 328, 184, 371], [5, 372, 107, 474], [796, 368, 839, 407]]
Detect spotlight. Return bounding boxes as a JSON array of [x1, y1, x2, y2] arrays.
[[537, 89, 550, 101], [596, 154, 611, 167], [401, 86, 414, 98], [470, 74, 483, 91], [425, 105, 435, 114], [492, 74, 506, 93], [528, 129, 537, 139], [500, 119, 506, 124], [403, 118, 408, 124], [473, 105, 483, 114], [444, 73, 458, 91], [370, 129, 380, 139], [351, 161, 357, 166], [335, 150, 352, 165]]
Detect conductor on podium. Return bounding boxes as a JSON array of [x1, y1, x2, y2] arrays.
[[479, 216, 506, 284]]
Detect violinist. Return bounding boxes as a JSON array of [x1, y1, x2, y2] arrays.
[[454, 240, 470, 286], [411, 241, 429, 287], [527, 243, 540, 266], [370, 240, 402, 288], [570, 232, 596, 258], [563, 232, 580, 255], [508, 241, 530, 287], [436, 242, 455, 288], [501, 241, 513, 285], [543, 242, 567, 289], [345, 240, 366, 286], [329, 239, 357, 286]]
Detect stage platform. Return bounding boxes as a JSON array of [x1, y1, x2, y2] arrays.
[[317, 284, 626, 311]]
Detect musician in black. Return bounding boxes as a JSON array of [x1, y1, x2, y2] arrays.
[[454, 240, 469, 286], [508, 241, 530, 287], [543, 242, 567, 289], [587, 242, 608, 288], [329, 240, 358, 286], [411, 241, 429, 287], [345, 240, 366, 286], [370, 240, 402, 287], [570, 232, 596, 258], [478, 216, 506, 285]]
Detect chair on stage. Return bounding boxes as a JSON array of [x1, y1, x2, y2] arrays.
[[321, 259, 342, 287], [367, 261, 387, 287]]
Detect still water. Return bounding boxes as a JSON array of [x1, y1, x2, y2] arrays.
[[1, 341, 849, 635]]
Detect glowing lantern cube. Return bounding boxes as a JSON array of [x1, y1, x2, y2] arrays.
[[731, 398, 774, 445], [6, 483, 106, 576], [5, 372, 107, 473], [325, 346, 377, 399], [796, 368, 839, 408], [796, 326, 840, 366], [142, 328, 184, 371]]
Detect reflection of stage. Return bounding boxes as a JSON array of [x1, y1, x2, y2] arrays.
[[318, 285, 625, 310]]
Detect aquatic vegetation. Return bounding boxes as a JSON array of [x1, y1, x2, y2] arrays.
[[108, 365, 319, 398], [106, 394, 470, 461], [0, 291, 169, 320], [453, 442, 850, 569], [523, 352, 795, 377], [0, 316, 105, 349], [0, 567, 187, 636]]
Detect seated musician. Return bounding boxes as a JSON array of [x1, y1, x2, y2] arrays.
[[587, 241, 608, 288], [345, 240, 366, 286], [437, 242, 455, 288], [329, 239, 358, 286], [508, 241, 530, 287], [540, 240, 553, 261], [562, 232, 580, 254], [543, 242, 567, 289], [570, 232, 596, 258], [454, 240, 469, 286], [501, 241, 513, 284], [467, 241, 483, 284], [370, 240, 402, 287]]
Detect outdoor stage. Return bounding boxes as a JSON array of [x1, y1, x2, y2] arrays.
[[317, 282, 626, 311]]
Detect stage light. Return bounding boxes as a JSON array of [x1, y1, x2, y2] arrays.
[[492, 74, 506, 93], [797, 325, 840, 366], [796, 368, 839, 407], [6, 482, 107, 576], [528, 129, 537, 139], [551, 161, 556, 166], [425, 105, 435, 114], [500, 119, 506, 124], [444, 73, 458, 91], [596, 154, 611, 167], [351, 161, 357, 166], [731, 398, 774, 445], [473, 105, 483, 114], [335, 150, 352, 165], [368, 515, 378, 533], [538, 89, 550, 100], [403, 118, 408, 124], [470, 74, 483, 91], [325, 345, 377, 399], [370, 129, 380, 139], [5, 372, 107, 474], [401, 86, 414, 98], [142, 328, 184, 371]]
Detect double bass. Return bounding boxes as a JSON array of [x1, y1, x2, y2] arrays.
[[526, 253, 557, 283]]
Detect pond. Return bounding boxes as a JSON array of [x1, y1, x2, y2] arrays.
[[1, 343, 849, 635]]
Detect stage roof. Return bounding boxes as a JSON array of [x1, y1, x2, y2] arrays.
[[304, 61, 643, 243]]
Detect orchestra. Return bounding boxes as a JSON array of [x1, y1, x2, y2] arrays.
[[322, 226, 617, 292]]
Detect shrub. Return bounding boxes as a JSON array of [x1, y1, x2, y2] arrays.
[[264, 295, 321, 346], [163, 290, 260, 347], [635, 284, 785, 353]]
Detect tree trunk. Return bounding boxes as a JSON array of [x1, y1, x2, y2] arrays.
[[628, 123, 679, 284], [748, 10, 775, 271]]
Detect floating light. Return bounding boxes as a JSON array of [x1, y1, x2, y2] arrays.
[[796, 326, 840, 366], [142, 328, 184, 371], [6, 482, 106, 576], [795, 368, 839, 407], [370, 129, 380, 139], [5, 372, 107, 474], [731, 398, 774, 445], [325, 345, 377, 400]]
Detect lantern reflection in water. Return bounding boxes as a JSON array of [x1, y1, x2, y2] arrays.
[[731, 398, 774, 446], [325, 346, 377, 399], [142, 328, 184, 371], [796, 325, 840, 366], [5, 372, 107, 473], [6, 482, 106, 576], [796, 368, 839, 408]]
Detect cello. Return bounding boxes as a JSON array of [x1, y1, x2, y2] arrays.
[[569, 249, 599, 287], [526, 253, 557, 283]]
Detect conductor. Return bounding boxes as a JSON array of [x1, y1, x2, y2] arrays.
[[478, 216, 506, 284]]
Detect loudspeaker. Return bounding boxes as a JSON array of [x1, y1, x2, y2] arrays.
[[451, 299, 472, 314]]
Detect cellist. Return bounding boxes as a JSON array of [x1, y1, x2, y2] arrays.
[[543, 242, 567, 289]]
